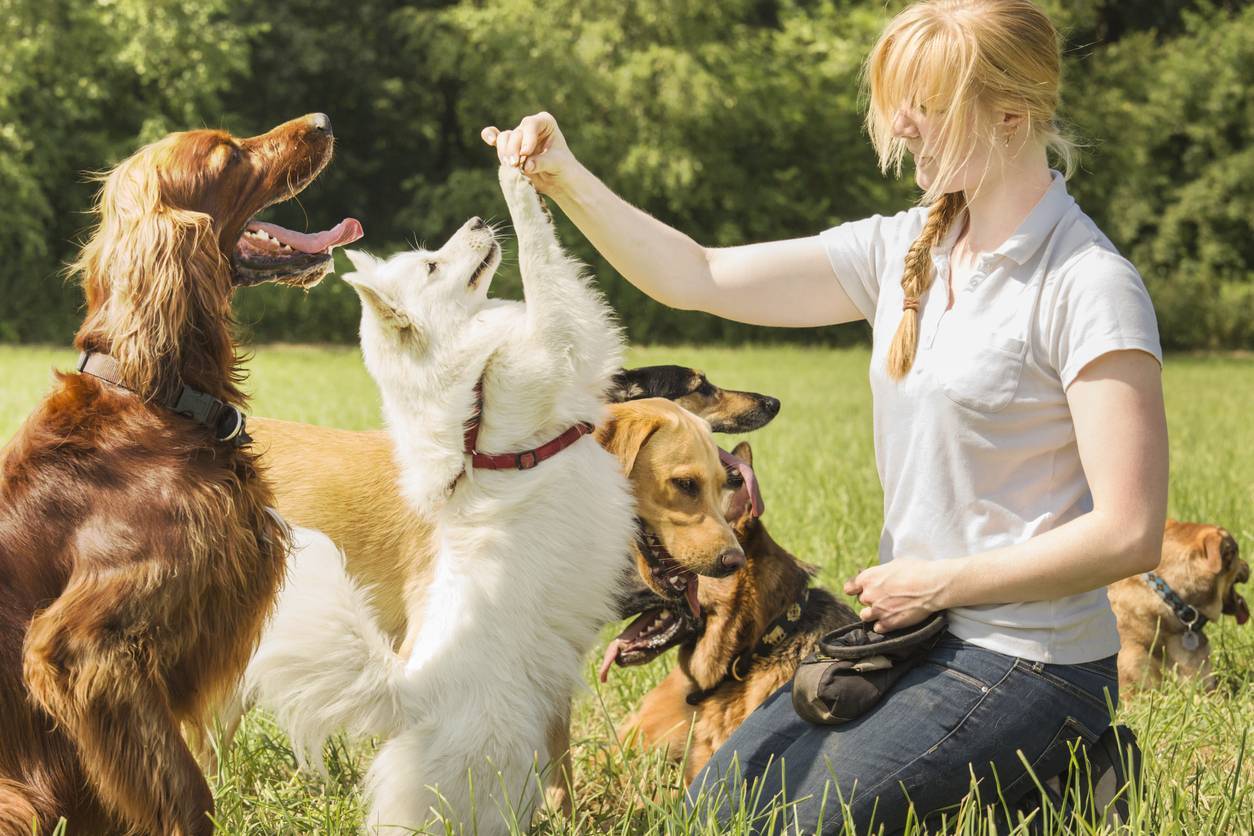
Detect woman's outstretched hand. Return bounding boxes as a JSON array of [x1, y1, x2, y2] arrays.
[[844, 559, 952, 633], [481, 112, 576, 195]]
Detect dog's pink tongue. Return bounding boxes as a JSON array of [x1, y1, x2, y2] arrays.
[[598, 640, 623, 683], [685, 576, 701, 620], [249, 218, 364, 253], [719, 448, 764, 518], [1236, 594, 1249, 626]]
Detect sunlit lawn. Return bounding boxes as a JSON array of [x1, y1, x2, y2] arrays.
[[1, 344, 1250, 834]]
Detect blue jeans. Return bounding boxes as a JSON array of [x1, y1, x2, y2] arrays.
[[688, 633, 1119, 834]]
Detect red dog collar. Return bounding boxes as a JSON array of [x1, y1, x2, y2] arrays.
[[462, 377, 593, 471]]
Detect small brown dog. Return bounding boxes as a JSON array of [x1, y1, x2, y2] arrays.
[[612, 442, 858, 783], [0, 115, 356, 834], [1109, 519, 1248, 693]]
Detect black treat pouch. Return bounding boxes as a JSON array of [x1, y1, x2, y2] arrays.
[[792, 612, 947, 725]]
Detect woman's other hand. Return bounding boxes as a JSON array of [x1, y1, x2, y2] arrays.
[[844, 559, 952, 632], [481, 112, 576, 195]]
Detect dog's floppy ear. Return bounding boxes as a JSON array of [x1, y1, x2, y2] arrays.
[[1200, 529, 1227, 575], [597, 403, 664, 477], [731, 441, 753, 467]]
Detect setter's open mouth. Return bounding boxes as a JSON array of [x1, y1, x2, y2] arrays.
[[233, 216, 363, 288]]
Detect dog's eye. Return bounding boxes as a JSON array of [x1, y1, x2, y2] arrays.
[[724, 466, 744, 489], [672, 477, 699, 497], [426, 261, 437, 275]]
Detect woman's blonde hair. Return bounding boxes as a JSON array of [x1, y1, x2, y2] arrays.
[[863, 0, 1074, 379]]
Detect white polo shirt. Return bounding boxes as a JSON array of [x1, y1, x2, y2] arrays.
[[821, 172, 1162, 663]]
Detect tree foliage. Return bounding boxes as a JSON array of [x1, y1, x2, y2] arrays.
[[2, 0, 1250, 347]]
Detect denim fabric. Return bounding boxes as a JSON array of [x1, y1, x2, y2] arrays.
[[689, 633, 1119, 834]]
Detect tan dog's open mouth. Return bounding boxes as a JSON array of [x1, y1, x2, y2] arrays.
[[1224, 562, 1250, 625], [637, 524, 701, 618]]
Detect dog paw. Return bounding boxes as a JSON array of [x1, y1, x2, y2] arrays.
[[499, 164, 546, 217]]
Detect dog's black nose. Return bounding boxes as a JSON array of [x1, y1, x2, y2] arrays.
[[470, 217, 487, 230], [309, 113, 332, 135], [718, 548, 746, 574], [762, 397, 781, 417]]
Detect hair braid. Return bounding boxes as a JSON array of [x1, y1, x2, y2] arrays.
[[886, 191, 966, 380]]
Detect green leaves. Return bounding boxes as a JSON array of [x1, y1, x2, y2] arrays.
[[3, 0, 1251, 348]]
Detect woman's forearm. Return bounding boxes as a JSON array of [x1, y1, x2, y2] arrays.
[[939, 508, 1163, 610], [547, 162, 716, 311]]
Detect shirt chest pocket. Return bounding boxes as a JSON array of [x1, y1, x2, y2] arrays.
[[934, 331, 1027, 413]]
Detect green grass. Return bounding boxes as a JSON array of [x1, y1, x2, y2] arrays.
[[2, 344, 1251, 834]]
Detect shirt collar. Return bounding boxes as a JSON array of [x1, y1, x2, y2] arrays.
[[991, 170, 1074, 266], [931, 170, 1075, 268]]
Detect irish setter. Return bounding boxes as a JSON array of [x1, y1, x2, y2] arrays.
[[0, 114, 361, 835]]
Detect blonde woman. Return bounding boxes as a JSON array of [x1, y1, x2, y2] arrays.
[[485, 0, 1166, 830]]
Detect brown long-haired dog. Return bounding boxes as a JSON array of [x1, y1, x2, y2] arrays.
[[0, 114, 359, 835], [613, 442, 858, 784]]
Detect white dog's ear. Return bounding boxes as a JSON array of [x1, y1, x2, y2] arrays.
[[344, 249, 381, 274], [342, 273, 424, 348]]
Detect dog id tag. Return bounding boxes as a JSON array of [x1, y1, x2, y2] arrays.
[[1181, 630, 1200, 652]]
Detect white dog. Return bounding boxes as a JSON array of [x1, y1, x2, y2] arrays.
[[245, 167, 635, 833]]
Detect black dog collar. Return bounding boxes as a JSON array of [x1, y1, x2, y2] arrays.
[[77, 351, 250, 447], [686, 587, 811, 706], [1143, 571, 1208, 650]]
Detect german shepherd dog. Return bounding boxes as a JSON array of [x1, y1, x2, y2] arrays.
[[608, 441, 859, 784], [607, 366, 781, 433]]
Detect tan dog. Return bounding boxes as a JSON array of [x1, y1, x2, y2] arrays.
[[612, 442, 858, 783], [248, 398, 743, 649], [1109, 519, 1249, 693], [232, 398, 742, 809]]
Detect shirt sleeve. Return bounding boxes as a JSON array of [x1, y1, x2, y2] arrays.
[[1049, 246, 1163, 389], [819, 211, 913, 321]]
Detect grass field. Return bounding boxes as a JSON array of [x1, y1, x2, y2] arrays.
[[1, 344, 1251, 834]]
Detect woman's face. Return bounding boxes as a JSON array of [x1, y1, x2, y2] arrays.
[[892, 102, 996, 196]]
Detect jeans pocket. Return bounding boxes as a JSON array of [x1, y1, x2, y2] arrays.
[[1016, 659, 1117, 715], [1000, 715, 1103, 803]]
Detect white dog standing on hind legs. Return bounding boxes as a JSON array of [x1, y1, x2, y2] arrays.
[[244, 166, 635, 833]]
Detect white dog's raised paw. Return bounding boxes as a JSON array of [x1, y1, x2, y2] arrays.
[[498, 165, 546, 219]]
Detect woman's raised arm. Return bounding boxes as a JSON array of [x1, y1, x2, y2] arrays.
[[483, 112, 864, 328]]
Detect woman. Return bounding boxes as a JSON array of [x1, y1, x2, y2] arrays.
[[484, 0, 1167, 831]]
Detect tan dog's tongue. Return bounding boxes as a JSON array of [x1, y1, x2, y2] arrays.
[[685, 576, 701, 620], [1236, 594, 1249, 626]]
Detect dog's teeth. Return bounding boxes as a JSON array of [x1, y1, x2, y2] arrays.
[[659, 609, 671, 620]]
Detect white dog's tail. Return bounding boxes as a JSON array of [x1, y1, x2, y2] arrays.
[[244, 526, 406, 768]]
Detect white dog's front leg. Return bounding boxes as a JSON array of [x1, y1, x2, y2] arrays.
[[497, 165, 622, 380]]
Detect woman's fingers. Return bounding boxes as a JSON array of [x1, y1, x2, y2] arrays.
[[519, 113, 551, 159], [481, 126, 500, 146]]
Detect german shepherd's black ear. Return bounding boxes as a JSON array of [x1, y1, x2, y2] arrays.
[[608, 365, 694, 402], [597, 401, 666, 476], [732, 441, 753, 467]]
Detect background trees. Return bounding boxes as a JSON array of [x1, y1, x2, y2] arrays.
[[2, 0, 1249, 348]]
